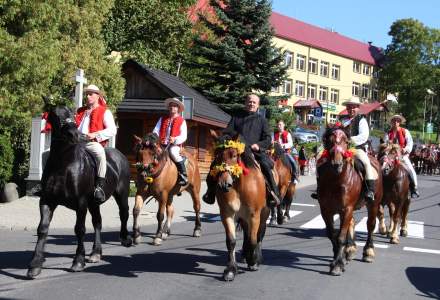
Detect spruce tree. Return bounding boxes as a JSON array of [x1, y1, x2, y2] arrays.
[[190, 0, 287, 113]]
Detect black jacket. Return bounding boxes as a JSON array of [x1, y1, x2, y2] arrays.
[[223, 110, 272, 152]]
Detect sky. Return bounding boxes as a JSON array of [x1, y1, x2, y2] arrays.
[[272, 0, 440, 49]]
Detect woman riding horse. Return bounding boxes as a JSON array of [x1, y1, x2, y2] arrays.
[[209, 132, 270, 281], [317, 125, 383, 275], [377, 143, 411, 244], [28, 105, 132, 279]]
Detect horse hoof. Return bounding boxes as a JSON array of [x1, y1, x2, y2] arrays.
[[121, 237, 133, 247], [88, 253, 101, 263], [27, 267, 42, 279], [248, 264, 259, 271], [153, 237, 162, 246], [223, 270, 235, 281], [400, 230, 408, 237], [70, 262, 85, 272], [193, 229, 202, 238], [277, 216, 284, 225], [269, 218, 277, 226], [345, 247, 357, 261], [283, 216, 290, 223], [330, 265, 342, 276], [162, 233, 169, 240], [133, 235, 142, 245], [390, 237, 400, 244], [379, 227, 387, 235]]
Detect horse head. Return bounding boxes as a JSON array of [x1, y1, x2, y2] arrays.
[[210, 130, 247, 193], [323, 126, 350, 174], [378, 143, 402, 176], [133, 133, 166, 183], [44, 105, 84, 144]]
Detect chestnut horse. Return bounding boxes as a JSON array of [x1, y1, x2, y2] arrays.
[[269, 142, 297, 225], [210, 131, 270, 281], [317, 127, 383, 276], [133, 133, 201, 246], [377, 144, 411, 244]]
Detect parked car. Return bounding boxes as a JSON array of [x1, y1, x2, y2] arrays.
[[292, 127, 319, 144]]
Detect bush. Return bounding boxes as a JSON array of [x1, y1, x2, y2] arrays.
[[0, 133, 14, 189]]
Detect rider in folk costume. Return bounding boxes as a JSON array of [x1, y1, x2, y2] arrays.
[[383, 114, 420, 198], [202, 94, 281, 207], [273, 120, 299, 184], [311, 97, 378, 203], [152, 97, 188, 186], [75, 84, 117, 203]]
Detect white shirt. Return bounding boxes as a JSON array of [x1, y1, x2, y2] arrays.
[[153, 117, 187, 145], [78, 109, 117, 142], [272, 131, 293, 150], [346, 116, 369, 146], [383, 128, 413, 154]]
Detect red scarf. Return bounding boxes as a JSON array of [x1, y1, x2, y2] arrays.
[[159, 115, 184, 144], [75, 101, 108, 146], [274, 130, 289, 144], [388, 127, 406, 148]]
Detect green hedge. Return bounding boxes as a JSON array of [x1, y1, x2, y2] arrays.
[[0, 133, 14, 188]]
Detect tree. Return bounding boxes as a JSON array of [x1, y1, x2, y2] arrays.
[[0, 0, 125, 188], [102, 0, 197, 75], [189, 0, 287, 113], [379, 19, 440, 132]]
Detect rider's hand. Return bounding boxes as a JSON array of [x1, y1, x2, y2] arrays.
[[251, 144, 260, 151], [87, 132, 97, 140]]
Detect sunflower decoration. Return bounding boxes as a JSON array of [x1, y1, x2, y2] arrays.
[[144, 176, 154, 184], [215, 140, 245, 154], [209, 162, 244, 179]]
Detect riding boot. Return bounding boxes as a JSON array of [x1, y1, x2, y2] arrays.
[[365, 180, 376, 204], [175, 161, 189, 186], [202, 175, 216, 205], [289, 157, 299, 184], [311, 187, 319, 200], [94, 177, 106, 204], [409, 182, 420, 198], [266, 174, 281, 208]]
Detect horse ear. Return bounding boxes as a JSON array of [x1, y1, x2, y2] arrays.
[[210, 129, 219, 140], [133, 135, 142, 145]]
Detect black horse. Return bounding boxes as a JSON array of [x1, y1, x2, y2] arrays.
[[27, 105, 132, 279]]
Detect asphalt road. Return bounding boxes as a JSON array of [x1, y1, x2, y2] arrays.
[[1, 176, 439, 300]]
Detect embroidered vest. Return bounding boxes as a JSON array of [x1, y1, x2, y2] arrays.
[[388, 127, 406, 148], [75, 105, 108, 146], [158, 115, 184, 144], [274, 130, 289, 144]]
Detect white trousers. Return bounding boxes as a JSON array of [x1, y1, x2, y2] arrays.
[[86, 142, 106, 178], [169, 145, 183, 162], [402, 155, 418, 187], [355, 149, 378, 180]]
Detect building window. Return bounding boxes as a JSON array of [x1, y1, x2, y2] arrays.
[[319, 86, 328, 101], [271, 85, 279, 93], [372, 88, 379, 100], [330, 88, 339, 104], [363, 64, 371, 75], [295, 81, 305, 97], [372, 67, 379, 78], [331, 64, 340, 80], [296, 54, 306, 71], [308, 84, 317, 99], [308, 58, 318, 74], [352, 82, 360, 96], [283, 80, 292, 94], [353, 61, 361, 73], [284, 51, 293, 68], [362, 84, 370, 99], [329, 114, 338, 124], [320, 61, 329, 77]]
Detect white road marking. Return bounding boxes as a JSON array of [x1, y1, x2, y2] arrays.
[[403, 247, 440, 255], [355, 217, 379, 233], [300, 214, 339, 229], [355, 241, 389, 249], [292, 203, 316, 207], [407, 221, 424, 239]]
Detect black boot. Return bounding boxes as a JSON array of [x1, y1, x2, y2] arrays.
[[410, 184, 420, 198], [202, 177, 216, 205], [311, 189, 318, 200], [365, 180, 375, 204], [266, 175, 281, 208], [94, 177, 106, 204], [175, 161, 189, 186]]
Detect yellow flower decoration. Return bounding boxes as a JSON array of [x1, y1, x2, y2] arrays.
[[215, 140, 245, 154], [144, 176, 154, 184], [209, 163, 244, 179]]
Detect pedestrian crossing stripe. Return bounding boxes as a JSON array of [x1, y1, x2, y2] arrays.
[[299, 214, 339, 229], [266, 210, 303, 224]]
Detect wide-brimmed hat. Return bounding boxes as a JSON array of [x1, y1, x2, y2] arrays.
[[164, 97, 185, 112], [84, 84, 103, 96], [390, 114, 406, 124], [341, 96, 361, 107]]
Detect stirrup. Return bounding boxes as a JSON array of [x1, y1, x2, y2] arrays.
[[411, 189, 420, 198]]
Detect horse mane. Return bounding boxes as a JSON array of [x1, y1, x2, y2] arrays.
[[272, 142, 290, 167]]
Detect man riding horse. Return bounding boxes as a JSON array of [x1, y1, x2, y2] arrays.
[[76, 84, 117, 204], [383, 114, 420, 198], [152, 97, 188, 186], [312, 96, 378, 203], [203, 94, 281, 207], [273, 119, 299, 185]]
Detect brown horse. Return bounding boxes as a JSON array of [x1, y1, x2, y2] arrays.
[[377, 143, 411, 244], [317, 127, 383, 275], [269, 142, 297, 225], [133, 133, 202, 246], [210, 131, 270, 281]]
